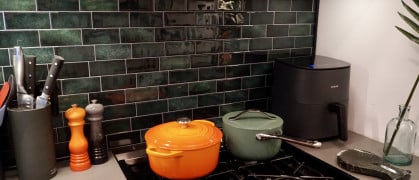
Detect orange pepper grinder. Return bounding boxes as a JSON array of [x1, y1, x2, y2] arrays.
[[65, 104, 91, 171]]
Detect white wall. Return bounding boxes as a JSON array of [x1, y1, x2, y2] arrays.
[[316, 0, 419, 155]]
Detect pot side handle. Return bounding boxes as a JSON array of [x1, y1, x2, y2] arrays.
[[146, 147, 183, 158]]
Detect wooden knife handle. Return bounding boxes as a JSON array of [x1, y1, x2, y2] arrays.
[[42, 56, 64, 96]]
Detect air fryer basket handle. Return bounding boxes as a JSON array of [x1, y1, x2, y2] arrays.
[[329, 103, 348, 141]]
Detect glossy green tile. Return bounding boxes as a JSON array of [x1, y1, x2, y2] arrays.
[[21, 47, 54, 64], [193, 106, 219, 119], [82, 29, 119, 45], [51, 12, 92, 29], [120, 0, 153, 11], [89, 90, 126, 106], [96, 44, 131, 60], [275, 12, 296, 24], [138, 71, 168, 87], [273, 37, 294, 49], [250, 12, 273, 25], [217, 0, 243, 10], [0, 0, 36, 11], [244, 51, 268, 63], [289, 25, 311, 36], [249, 87, 270, 99], [246, 99, 268, 110], [251, 62, 273, 75], [269, 0, 291, 11], [218, 26, 240, 39], [131, 13, 163, 27], [291, 48, 312, 57], [40, 30, 82, 46], [62, 77, 101, 94], [199, 67, 225, 80], [268, 49, 290, 60], [126, 58, 160, 73], [160, 56, 190, 70], [5, 13, 49, 29], [37, 0, 79, 11], [267, 25, 289, 37], [55, 46, 95, 62], [59, 62, 89, 79], [132, 43, 164, 58], [220, 102, 245, 115], [295, 36, 314, 48], [198, 93, 224, 107], [191, 54, 218, 68], [168, 96, 197, 111], [188, 0, 215, 10], [225, 90, 248, 103], [58, 94, 89, 112], [292, 0, 313, 11], [121, 28, 154, 43], [226, 64, 250, 78], [189, 81, 216, 95], [165, 41, 195, 55], [159, 84, 188, 99], [297, 12, 315, 23], [187, 27, 218, 40], [242, 25, 266, 38], [217, 78, 241, 91], [57, 127, 70, 142], [103, 119, 131, 134], [0, 31, 39, 48], [219, 53, 243, 65], [90, 60, 126, 76], [245, 0, 267, 11], [224, 39, 249, 52], [156, 0, 186, 11], [165, 12, 195, 26], [196, 40, 222, 54], [137, 100, 168, 116], [126, 87, 159, 103], [104, 103, 136, 120], [80, 0, 118, 11], [243, 75, 265, 88], [163, 110, 193, 122], [250, 38, 272, 51], [156, 27, 186, 41], [224, 13, 249, 25], [169, 69, 198, 83], [102, 74, 136, 91], [93, 12, 129, 28], [0, 50, 9, 66], [0, 14, 3, 30], [132, 114, 163, 130], [196, 13, 222, 25]]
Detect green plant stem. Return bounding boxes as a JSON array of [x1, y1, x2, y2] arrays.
[[384, 74, 419, 156]]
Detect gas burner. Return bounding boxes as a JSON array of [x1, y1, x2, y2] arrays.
[[113, 142, 357, 180]]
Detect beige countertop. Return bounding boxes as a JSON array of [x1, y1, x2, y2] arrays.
[[5, 131, 418, 179]]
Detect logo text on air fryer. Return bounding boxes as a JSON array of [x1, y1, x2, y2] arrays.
[[330, 85, 339, 88]]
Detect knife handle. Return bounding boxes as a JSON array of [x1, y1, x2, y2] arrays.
[[25, 56, 36, 96], [12, 46, 27, 94], [42, 56, 64, 96]]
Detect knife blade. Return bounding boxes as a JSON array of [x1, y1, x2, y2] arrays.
[[13, 46, 34, 109], [35, 55, 64, 109]]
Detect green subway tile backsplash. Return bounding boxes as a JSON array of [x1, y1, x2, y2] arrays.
[[5, 13, 50, 29], [0, 0, 318, 161]]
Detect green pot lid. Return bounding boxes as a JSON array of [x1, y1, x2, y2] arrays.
[[222, 110, 283, 130]]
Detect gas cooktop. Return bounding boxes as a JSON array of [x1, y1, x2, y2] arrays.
[[113, 142, 358, 180]]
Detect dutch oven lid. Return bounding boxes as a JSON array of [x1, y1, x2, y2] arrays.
[[145, 117, 223, 150], [222, 110, 283, 130]]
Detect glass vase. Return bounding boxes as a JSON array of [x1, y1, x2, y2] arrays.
[[383, 105, 417, 166]]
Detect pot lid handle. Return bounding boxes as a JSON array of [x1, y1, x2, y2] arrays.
[[177, 117, 191, 128], [228, 109, 277, 120]]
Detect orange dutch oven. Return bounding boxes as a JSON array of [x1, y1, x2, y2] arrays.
[[145, 117, 223, 179]]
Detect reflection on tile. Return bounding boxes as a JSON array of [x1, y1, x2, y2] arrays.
[[196, 13, 222, 25], [224, 13, 248, 25], [155, 0, 186, 11], [188, 0, 215, 10], [242, 25, 267, 38], [218, 26, 240, 39], [219, 53, 243, 65], [89, 90, 126, 105], [196, 40, 222, 53], [217, 0, 243, 10], [187, 27, 218, 40], [224, 39, 249, 52], [22, 47, 54, 64], [126, 87, 159, 102], [165, 12, 195, 26], [165, 41, 195, 55], [156, 27, 186, 41]]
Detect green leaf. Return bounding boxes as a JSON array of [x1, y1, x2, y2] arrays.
[[402, 0, 419, 21], [395, 26, 419, 44], [398, 12, 419, 33]]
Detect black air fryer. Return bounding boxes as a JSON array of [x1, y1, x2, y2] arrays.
[[271, 55, 350, 141]]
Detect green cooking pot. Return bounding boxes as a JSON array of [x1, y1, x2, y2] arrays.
[[222, 109, 283, 161]]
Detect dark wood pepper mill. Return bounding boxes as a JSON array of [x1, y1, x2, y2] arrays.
[[85, 99, 108, 164]]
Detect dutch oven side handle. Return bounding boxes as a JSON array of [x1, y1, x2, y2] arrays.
[[228, 109, 276, 120]]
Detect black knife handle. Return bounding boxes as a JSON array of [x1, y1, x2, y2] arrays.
[[42, 56, 64, 96], [24, 56, 36, 96]]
